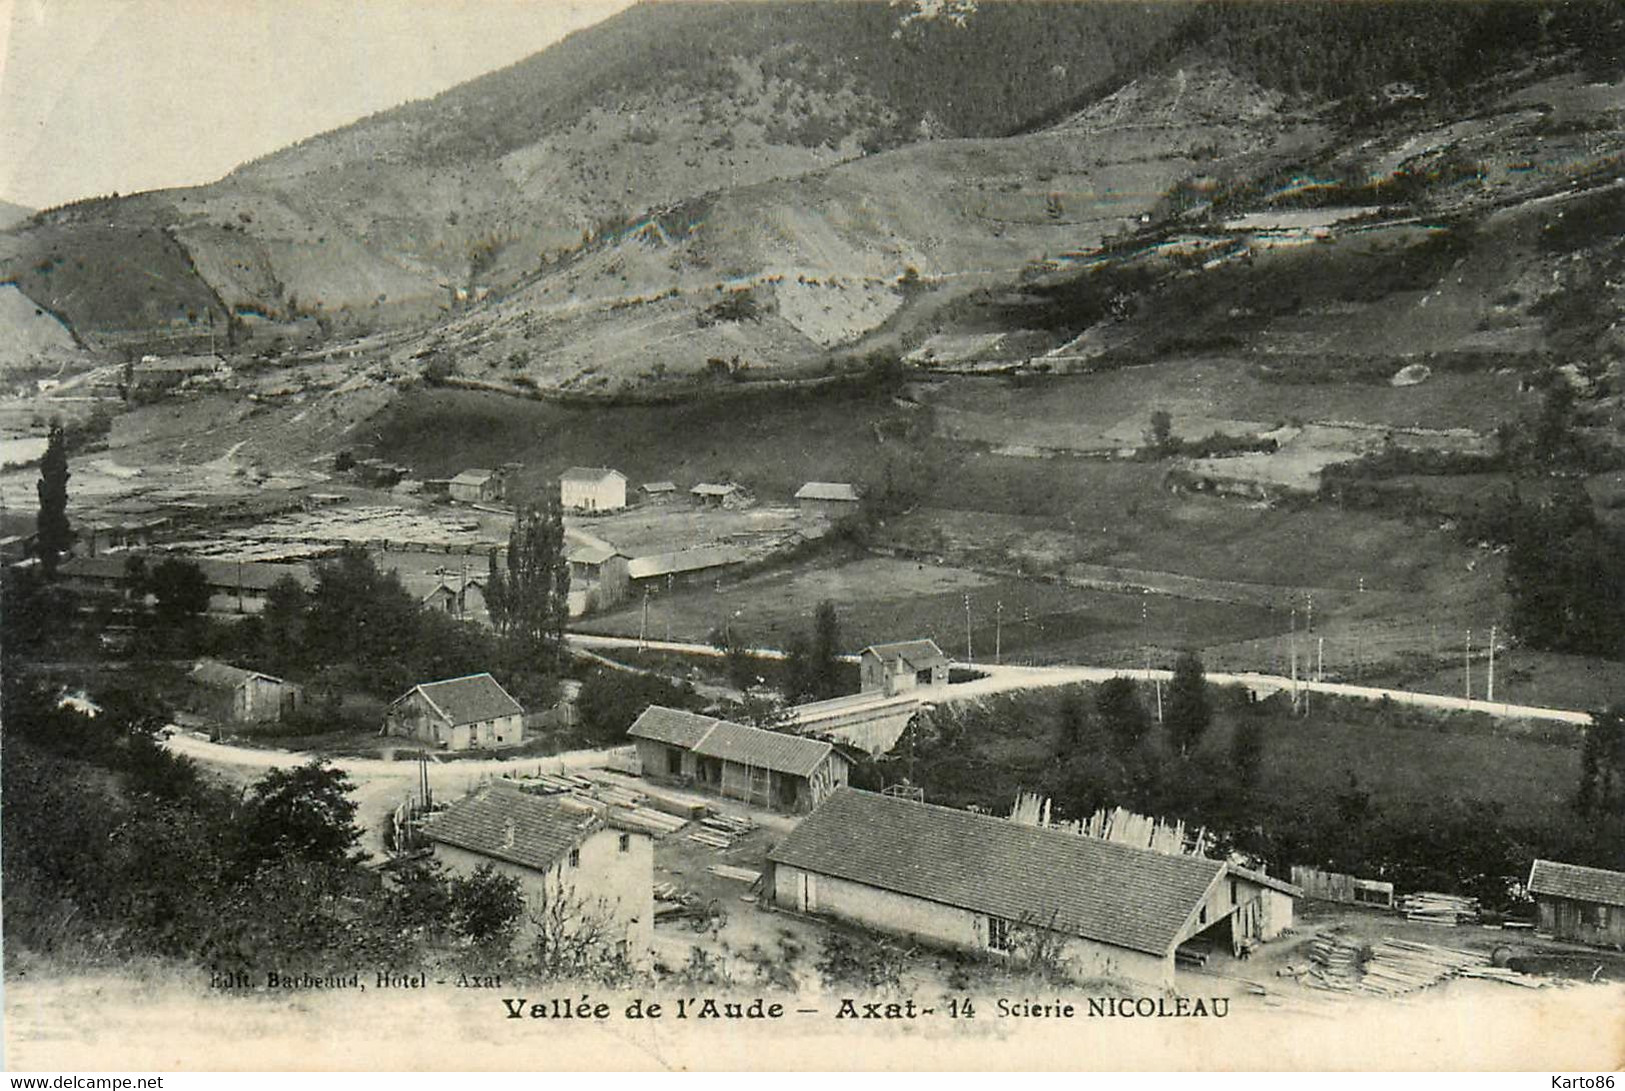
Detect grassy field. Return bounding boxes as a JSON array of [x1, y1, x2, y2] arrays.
[[578, 555, 1285, 665]]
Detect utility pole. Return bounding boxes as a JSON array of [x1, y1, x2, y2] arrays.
[[1290, 605, 1300, 714], [1487, 624, 1496, 703], [964, 594, 973, 664], [639, 588, 649, 650], [995, 601, 1003, 665], [1022, 606, 1031, 666], [1465, 628, 1473, 701]]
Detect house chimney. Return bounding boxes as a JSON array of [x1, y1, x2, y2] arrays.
[[502, 818, 516, 850]]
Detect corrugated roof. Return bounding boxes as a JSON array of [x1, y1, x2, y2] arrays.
[[407, 673, 523, 726], [769, 789, 1225, 957], [423, 783, 600, 872], [627, 545, 747, 580], [561, 466, 626, 483], [863, 639, 948, 671], [795, 482, 861, 502], [628, 705, 837, 778], [1528, 859, 1625, 908]]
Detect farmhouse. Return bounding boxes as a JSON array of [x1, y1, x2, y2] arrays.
[[560, 467, 628, 513], [860, 639, 950, 697], [565, 541, 630, 616], [628, 705, 851, 813], [384, 672, 525, 750], [794, 481, 861, 518], [449, 469, 501, 504], [768, 788, 1299, 990], [422, 782, 652, 964], [187, 659, 305, 724], [1528, 859, 1625, 949]]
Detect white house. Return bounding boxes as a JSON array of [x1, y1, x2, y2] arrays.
[[383, 672, 524, 750], [768, 788, 1300, 991], [560, 467, 628, 513], [422, 783, 653, 966]]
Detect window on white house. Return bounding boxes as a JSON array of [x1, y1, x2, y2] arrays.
[[1230, 880, 1238, 906], [987, 916, 1016, 953], [568, 848, 580, 868], [619, 833, 630, 853], [1199, 907, 1207, 925]]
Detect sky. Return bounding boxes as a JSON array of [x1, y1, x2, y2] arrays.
[[0, 0, 635, 209]]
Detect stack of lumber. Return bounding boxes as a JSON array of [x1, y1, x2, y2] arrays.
[[1356, 939, 1489, 996], [653, 882, 683, 902], [611, 805, 689, 837], [707, 864, 762, 884], [591, 782, 646, 809], [687, 811, 755, 850], [642, 790, 709, 821], [1398, 892, 1481, 926], [1456, 965, 1549, 988], [1304, 933, 1363, 991], [518, 771, 594, 794]]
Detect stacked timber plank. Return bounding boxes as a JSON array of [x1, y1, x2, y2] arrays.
[[612, 806, 689, 837], [1304, 933, 1363, 992], [522, 771, 596, 794], [688, 811, 755, 850], [1357, 940, 1489, 996], [1398, 892, 1481, 925], [707, 864, 763, 884]]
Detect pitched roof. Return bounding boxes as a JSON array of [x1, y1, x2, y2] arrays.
[[405, 673, 524, 726], [561, 466, 626, 484], [57, 553, 313, 592], [566, 542, 620, 565], [691, 482, 741, 496], [642, 481, 677, 493], [190, 658, 284, 689], [795, 481, 861, 502], [768, 789, 1226, 957], [628, 705, 838, 778], [423, 783, 600, 872], [1528, 859, 1625, 908], [863, 639, 948, 671], [451, 469, 495, 486], [626, 545, 747, 580]]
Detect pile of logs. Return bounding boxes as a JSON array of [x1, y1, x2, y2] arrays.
[[1398, 892, 1481, 926], [1302, 933, 1543, 998], [687, 811, 754, 850], [1304, 933, 1364, 992]]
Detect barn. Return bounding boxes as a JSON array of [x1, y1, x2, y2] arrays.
[[187, 659, 305, 725], [449, 470, 501, 504], [383, 672, 525, 750], [628, 705, 851, 813], [560, 467, 628, 513], [767, 788, 1299, 990], [565, 541, 630, 616], [1528, 859, 1625, 949], [794, 481, 861, 518]]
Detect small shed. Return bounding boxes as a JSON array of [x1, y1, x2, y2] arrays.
[[384, 672, 525, 750], [565, 541, 630, 616], [860, 639, 950, 696], [560, 467, 628, 513], [449, 470, 500, 504], [188, 659, 305, 724], [1528, 859, 1625, 949], [628, 705, 851, 813], [641, 481, 678, 497], [794, 481, 861, 517], [691, 482, 745, 508]]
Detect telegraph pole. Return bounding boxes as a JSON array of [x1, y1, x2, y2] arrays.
[[964, 594, 973, 664], [639, 588, 649, 650], [1465, 629, 1473, 701], [995, 601, 1003, 665], [1487, 624, 1496, 703]]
